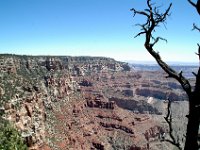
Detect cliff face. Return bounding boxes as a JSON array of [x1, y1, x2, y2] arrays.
[[0, 55, 130, 75], [0, 54, 187, 150], [0, 55, 132, 149]]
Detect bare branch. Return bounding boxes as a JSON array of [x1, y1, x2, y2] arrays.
[[130, 8, 149, 18], [188, 0, 197, 7], [134, 31, 146, 38], [192, 24, 200, 32], [179, 71, 183, 78], [198, 0, 200, 15], [188, 0, 200, 15], [164, 99, 182, 150], [192, 72, 197, 77], [196, 43, 200, 61], [151, 37, 167, 47]]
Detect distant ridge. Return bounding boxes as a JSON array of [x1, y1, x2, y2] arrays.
[[124, 60, 199, 66]]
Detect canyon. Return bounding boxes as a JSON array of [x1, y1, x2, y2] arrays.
[[0, 54, 191, 150]]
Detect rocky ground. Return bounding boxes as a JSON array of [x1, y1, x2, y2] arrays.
[[0, 54, 191, 150]]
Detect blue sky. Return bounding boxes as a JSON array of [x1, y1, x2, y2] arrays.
[[0, 0, 199, 62]]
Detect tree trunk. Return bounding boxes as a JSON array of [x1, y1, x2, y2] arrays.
[[184, 94, 200, 150]]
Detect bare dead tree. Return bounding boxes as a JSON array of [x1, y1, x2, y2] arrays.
[[131, 0, 200, 150]]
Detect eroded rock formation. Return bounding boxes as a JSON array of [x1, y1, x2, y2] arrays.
[[0, 54, 188, 150]]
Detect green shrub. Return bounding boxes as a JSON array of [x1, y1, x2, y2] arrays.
[[0, 118, 28, 150]]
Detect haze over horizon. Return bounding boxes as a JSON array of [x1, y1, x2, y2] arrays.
[[0, 0, 199, 62]]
